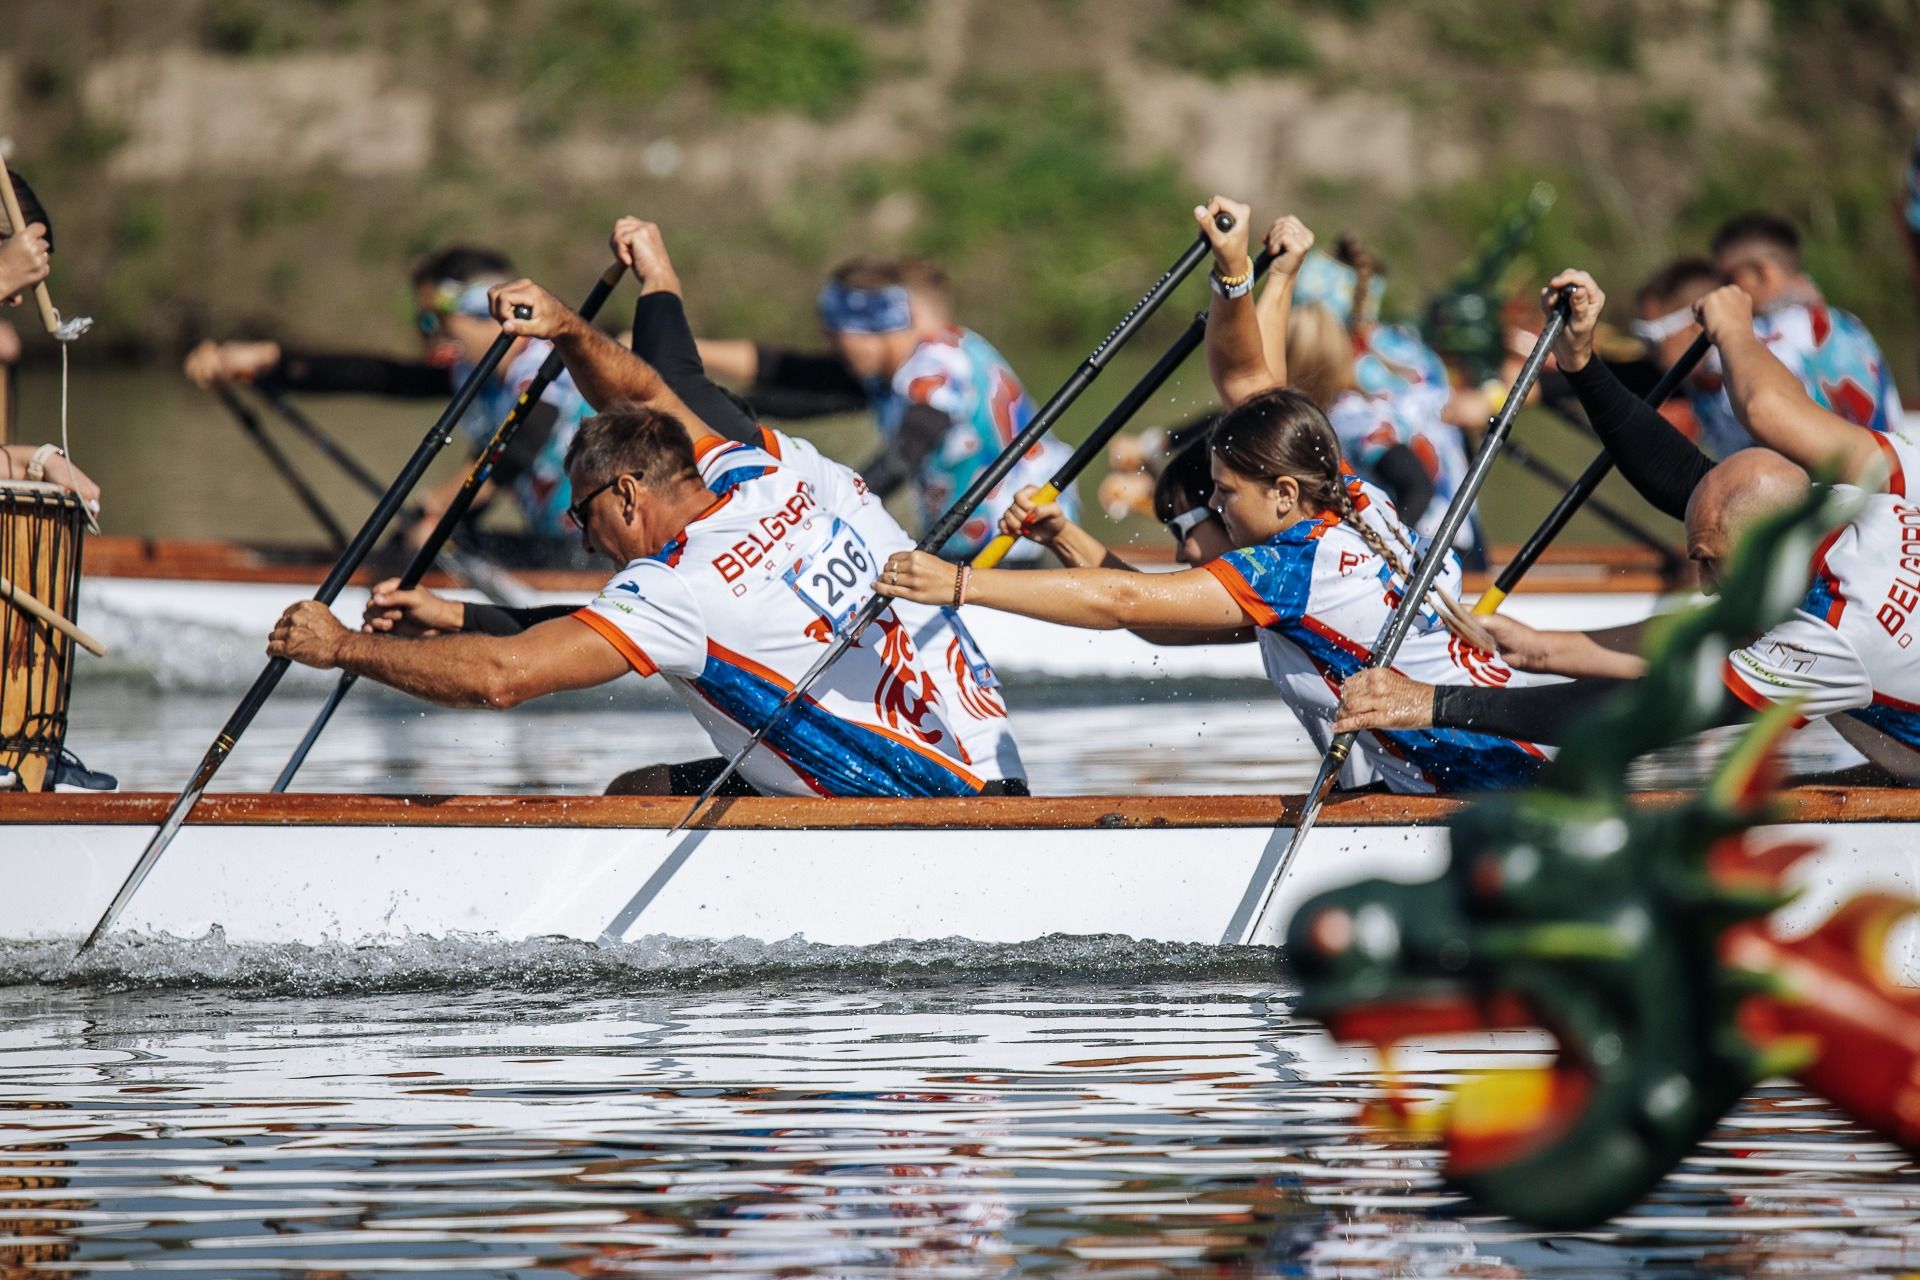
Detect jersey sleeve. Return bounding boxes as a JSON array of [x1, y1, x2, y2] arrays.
[[574, 560, 708, 680], [1722, 611, 1873, 725], [1203, 544, 1313, 629], [1871, 422, 1920, 498], [894, 349, 968, 421]]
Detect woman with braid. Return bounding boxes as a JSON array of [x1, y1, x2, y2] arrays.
[[873, 207, 1531, 797]]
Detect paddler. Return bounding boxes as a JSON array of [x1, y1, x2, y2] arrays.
[[694, 256, 1078, 561], [1331, 274, 1920, 783], [269, 223, 1028, 799], [873, 198, 1551, 796], [184, 245, 596, 554]]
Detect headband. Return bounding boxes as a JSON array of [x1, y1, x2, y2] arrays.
[[817, 280, 912, 334]]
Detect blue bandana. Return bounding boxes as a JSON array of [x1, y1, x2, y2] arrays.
[[817, 281, 912, 334]]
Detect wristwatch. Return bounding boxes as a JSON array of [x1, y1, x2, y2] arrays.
[[1210, 263, 1255, 300], [26, 444, 64, 482]]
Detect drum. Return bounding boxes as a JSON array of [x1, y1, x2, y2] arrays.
[[0, 481, 87, 791]]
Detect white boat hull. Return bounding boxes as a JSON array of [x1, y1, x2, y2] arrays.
[[5, 793, 1915, 954]]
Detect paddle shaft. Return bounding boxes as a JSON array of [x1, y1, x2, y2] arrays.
[[215, 385, 350, 550], [974, 246, 1281, 570], [1497, 434, 1680, 569], [1236, 296, 1573, 946], [270, 263, 625, 793], [256, 385, 391, 497], [0, 152, 60, 335], [1473, 333, 1710, 615], [78, 313, 528, 953], [678, 219, 1232, 824]]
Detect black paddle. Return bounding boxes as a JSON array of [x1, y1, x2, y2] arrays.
[[214, 384, 350, 550], [77, 303, 536, 954], [673, 214, 1236, 827], [973, 244, 1280, 568], [1472, 332, 1710, 616], [270, 262, 626, 793]]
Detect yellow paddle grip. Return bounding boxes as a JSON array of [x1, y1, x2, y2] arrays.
[[972, 482, 1061, 570], [1472, 585, 1507, 616]]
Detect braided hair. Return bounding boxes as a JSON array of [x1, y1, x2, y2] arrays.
[[1209, 389, 1493, 651]]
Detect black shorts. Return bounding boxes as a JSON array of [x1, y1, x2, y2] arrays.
[[664, 757, 1029, 798]]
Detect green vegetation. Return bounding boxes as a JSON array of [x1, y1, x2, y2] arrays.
[[1140, 0, 1317, 78], [697, 4, 872, 118]]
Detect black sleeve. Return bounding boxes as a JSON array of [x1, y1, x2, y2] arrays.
[[1373, 444, 1435, 528], [263, 351, 452, 398], [749, 346, 871, 419], [1564, 358, 1714, 521], [856, 402, 948, 500], [462, 602, 582, 636], [1432, 675, 1750, 744], [491, 399, 561, 485], [629, 294, 760, 444]]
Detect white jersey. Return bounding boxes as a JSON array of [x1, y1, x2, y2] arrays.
[[1202, 472, 1549, 795], [1723, 424, 1920, 749], [575, 429, 1023, 798]]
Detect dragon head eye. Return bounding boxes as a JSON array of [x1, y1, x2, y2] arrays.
[[1307, 907, 1355, 956]]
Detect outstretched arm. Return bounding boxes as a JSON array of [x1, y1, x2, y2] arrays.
[[488, 278, 719, 447], [1697, 284, 1888, 486], [877, 549, 1251, 632], [1252, 215, 1315, 391], [270, 602, 629, 709], [1197, 197, 1276, 410]]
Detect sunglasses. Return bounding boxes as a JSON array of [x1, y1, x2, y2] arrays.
[[1630, 304, 1698, 345], [1166, 505, 1215, 539], [566, 472, 642, 531]]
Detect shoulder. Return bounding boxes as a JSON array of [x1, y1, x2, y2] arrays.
[[894, 340, 970, 403]]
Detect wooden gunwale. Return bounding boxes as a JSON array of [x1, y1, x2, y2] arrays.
[[1, 786, 1912, 830]]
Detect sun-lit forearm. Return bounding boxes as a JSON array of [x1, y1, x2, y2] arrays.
[[1205, 291, 1276, 410], [551, 313, 718, 441], [967, 566, 1240, 631], [1539, 629, 1647, 680], [1036, 520, 1126, 571], [331, 631, 539, 709], [1717, 326, 1882, 483], [1254, 273, 1297, 389]]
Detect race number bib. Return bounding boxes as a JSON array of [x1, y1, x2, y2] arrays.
[[784, 519, 878, 637]]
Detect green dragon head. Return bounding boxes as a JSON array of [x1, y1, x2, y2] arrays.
[[1288, 472, 1866, 1229]]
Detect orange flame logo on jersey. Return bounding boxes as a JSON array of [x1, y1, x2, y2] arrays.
[[872, 612, 946, 746], [947, 637, 1008, 721], [1449, 634, 1513, 687]]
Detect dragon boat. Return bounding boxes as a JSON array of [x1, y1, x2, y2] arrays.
[[1, 788, 1915, 951]]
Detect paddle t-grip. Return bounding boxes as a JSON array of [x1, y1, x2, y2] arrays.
[[512, 304, 533, 320]]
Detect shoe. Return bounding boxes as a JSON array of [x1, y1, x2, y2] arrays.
[[50, 749, 118, 793]]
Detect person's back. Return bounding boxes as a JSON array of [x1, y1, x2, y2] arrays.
[[876, 326, 1076, 558], [577, 432, 1003, 798]]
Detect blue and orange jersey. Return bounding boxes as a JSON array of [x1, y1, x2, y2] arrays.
[[455, 339, 595, 538], [1201, 477, 1548, 794], [871, 327, 1078, 559]]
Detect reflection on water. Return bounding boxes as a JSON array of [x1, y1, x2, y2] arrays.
[[1, 980, 1916, 1277], [66, 677, 1867, 797]]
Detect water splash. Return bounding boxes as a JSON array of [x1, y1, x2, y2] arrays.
[[0, 927, 1280, 997]]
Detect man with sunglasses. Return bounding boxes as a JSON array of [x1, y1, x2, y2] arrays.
[[266, 317, 1028, 800], [183, 244, 594, 551], [1684, 212, 1905, 459]]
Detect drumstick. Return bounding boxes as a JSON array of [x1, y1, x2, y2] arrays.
[[0, 153, 61, 336], [0, 571, 106, 656]]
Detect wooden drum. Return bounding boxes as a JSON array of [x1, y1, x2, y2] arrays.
[[0, 481, 86, 791]]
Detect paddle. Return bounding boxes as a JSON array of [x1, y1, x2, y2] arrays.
[[973, 245, 1280, 570], [77, 303, 536, 954], [674, 214, 1236, 827], [269, 261, 626, 793], [1472, 332, 1710, 616], [1497, 434, 1681, 574], [214, 384, 351, 550], [1233, 291, 1573, 947], [254, 383, 529, 608]]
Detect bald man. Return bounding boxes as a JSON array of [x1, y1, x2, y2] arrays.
[[1334, 284, 1920, 778]]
